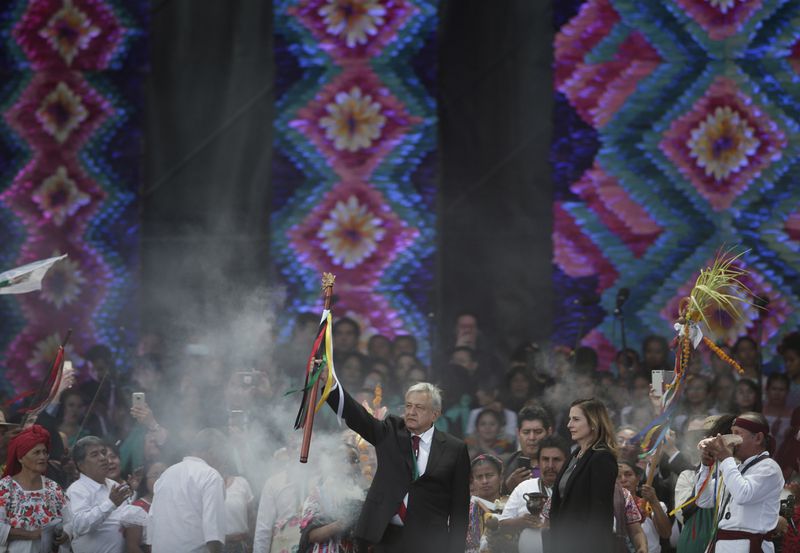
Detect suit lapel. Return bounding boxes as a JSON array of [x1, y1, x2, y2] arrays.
[[562, 448, 592, 501], [422, 429, 447, 478]]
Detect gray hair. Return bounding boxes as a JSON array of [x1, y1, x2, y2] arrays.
[[72, 436, 106, 466], [405, 382, 442, 411], [191, 428, 228, 455]]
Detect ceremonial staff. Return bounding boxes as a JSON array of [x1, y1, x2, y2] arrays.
[[294, 272, 342, 463]]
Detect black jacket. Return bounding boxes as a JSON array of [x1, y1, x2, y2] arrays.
[[327, 388, 471, 553], [547, 446, 618, 553]]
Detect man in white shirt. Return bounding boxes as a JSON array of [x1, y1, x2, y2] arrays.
[[697, 412, 784, 553], [64, 436, 134, 553], [499, 435, 569, 553], [147, 428, 227, 553]]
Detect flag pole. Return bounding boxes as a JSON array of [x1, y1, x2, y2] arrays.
[[300, 273, 335, 463]]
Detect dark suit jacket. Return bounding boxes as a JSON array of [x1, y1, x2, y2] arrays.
[[327, 388, 471, 553], [547, 446, 617, 553]]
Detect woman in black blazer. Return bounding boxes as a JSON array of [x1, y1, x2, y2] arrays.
[[547, 398, 618, 553]]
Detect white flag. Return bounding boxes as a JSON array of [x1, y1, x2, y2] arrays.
[[0, 255, 67, 295]]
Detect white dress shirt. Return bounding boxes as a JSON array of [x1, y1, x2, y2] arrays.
[[390, 424, 435, 526], [147, 456, 226, 553], [696, 453, 784, 553], [64, 474, 131, 553], [499, 477, 551, 553]]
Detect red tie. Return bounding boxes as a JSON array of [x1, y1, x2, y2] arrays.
[[397, 436, 421, 522]]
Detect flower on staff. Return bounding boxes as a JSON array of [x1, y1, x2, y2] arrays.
[[318, 195, 385, 268], [32, 166, 90, 226], [39, 0, 101, 65], [36, 82, 88, 144], [27, 332, 79, 372], [318, 0, 387, 48], [687, 105, 760, 182], [319, 86, 386, 152], [706, 0, 737, 14], [40, 255, 85, 309]]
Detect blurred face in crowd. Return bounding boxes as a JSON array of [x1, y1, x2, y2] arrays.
[[145, 462, 167, 496], [455, 315, 478, 347], [631, 374, 650, 402], [367, 335, 391, 361], [363, 370, 385, 391], [644, 340, 667, 369], [539, 446, 567, 488], [106, 448, 121, 481], [471, 461, 501, 502], [617, 463, 640, 494], [735, 381, 758, 411], [714, 376, 735, 407], [509, 372, 530, 399], [783, 349, 800, 379], [475, 388, 497, 407], [79, 444, 110, 484], [404, 391, 438, 434], [567, 406, 593, 446], [333, 322, 359, 353], [20, 443, 49, 475], [615, 350, 639, 378], [616, 428, 638, 462], [476, 411, 502, 443], [62, 392, 85, 425], [406, 367, 427, 387], [340, 356, 365, 388], [735, 339, 759, 369], [450, 349, 477, 373], [685, 378, 709, 407], [395, 354, 417, 382], [766, 378, 789, 407], [519, 419, 551, 458], [393, 336, 417, 358]]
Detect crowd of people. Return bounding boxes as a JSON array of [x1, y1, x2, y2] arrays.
[[0, 311, 798, 552]]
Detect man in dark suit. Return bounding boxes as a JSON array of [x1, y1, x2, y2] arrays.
[[322, 376, 470, 553]]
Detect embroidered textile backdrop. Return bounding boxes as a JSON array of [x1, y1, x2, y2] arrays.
[[552, 0, 800, 365], [271, 0, 438, 358], [0, 0, 145, 393]]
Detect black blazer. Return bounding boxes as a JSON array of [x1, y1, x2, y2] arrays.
[[327, 388, 470, 553], [547, 446, 618, 553]]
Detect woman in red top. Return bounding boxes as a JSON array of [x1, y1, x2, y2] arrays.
[[124, 461, 167, 553]]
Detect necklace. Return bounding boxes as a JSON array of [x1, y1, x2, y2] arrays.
[[576, 447, 588, 459]]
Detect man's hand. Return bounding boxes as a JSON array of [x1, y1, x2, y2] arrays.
[[640, 484, 659, 505], [504, 467, 530, 493], [109, 482, 133, 506], [131, 402, 156, 429], [662, 430, 679, 458]]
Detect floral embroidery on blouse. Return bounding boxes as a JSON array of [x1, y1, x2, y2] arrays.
[[0, 476, 66, 531]]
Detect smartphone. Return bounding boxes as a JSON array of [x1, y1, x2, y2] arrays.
[[651, 370, 665, 397], [229, 409, 248, 428], [132, 392, 146, 409], [517, 456, 532, 471], [235, 371, 255, 387]]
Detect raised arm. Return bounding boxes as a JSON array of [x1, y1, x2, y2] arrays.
[[322, 371, 388, 446]]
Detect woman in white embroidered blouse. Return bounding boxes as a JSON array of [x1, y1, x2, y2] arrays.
[[0, 424, 69, 552]]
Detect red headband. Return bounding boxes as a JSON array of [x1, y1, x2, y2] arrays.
[[3, 424, 51, 477], [733, 417, 770, 437]]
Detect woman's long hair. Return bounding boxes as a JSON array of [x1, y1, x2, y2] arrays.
[[571, 398, 618, 456]]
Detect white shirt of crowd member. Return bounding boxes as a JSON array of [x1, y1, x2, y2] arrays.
[[696, 417, 785, 553], [64, 438, 135, 553], [499, 443, 567, 553], [146, 429, 227, 553]]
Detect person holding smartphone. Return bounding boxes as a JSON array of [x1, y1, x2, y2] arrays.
[[502, 407, 554, 494]]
